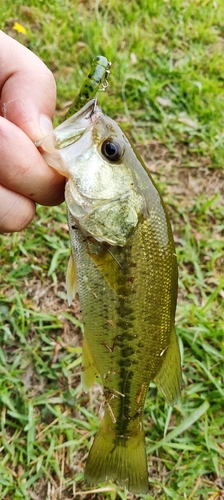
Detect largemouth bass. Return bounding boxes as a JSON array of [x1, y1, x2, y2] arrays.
[[37, 99, 182, 494]]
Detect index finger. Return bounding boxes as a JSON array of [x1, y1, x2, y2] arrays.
[[0, 30, 56, 141]]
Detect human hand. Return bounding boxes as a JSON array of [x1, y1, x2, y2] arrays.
[[0, 31, 65, 233]]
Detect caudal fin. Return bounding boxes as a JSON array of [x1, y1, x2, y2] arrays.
[[85, 422, 148, 494]]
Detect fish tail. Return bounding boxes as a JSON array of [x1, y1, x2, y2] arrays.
[[84, 419, 148, 494]]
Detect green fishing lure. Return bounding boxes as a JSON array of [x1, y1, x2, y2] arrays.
[[64, 55, 111, 120]]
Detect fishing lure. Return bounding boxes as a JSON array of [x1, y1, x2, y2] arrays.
[[64, 55, 111, 120]]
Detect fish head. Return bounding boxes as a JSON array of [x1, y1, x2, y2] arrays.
[[37, 99, 149, 246]]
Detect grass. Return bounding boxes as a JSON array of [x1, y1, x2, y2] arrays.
[[0, 0, 224, 498]]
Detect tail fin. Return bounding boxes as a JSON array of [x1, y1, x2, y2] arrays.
[[85, 421, 148, 494]]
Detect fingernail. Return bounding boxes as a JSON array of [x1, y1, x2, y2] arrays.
[[39, 114, 53, 136]]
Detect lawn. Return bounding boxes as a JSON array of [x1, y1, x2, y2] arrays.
[[0, 1, 224, 499]]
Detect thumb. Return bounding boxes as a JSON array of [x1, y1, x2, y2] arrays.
[[0, 31, 56, 141]]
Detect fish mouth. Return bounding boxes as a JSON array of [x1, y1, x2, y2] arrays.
[[35, 98, 99, 150], [53, 98, 99, 150], [64, 98, 98, 127], [35, 99, 101, 176]]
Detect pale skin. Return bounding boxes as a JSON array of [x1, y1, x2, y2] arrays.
[[0, 31, 65, 233]]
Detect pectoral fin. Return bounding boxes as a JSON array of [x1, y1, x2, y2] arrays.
[[81, 335, 98, 392], [89, 245, 124, 294], [66, 253, 78, 306], [154, 326, 182, 406]]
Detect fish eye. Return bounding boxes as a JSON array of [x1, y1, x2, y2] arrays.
[[101, 139, 123, 162]]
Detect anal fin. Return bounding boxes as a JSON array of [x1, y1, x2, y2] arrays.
[[154, 325, 182, 406]]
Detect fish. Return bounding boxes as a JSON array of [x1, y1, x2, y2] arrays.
[[36, 99, 182, 494]]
